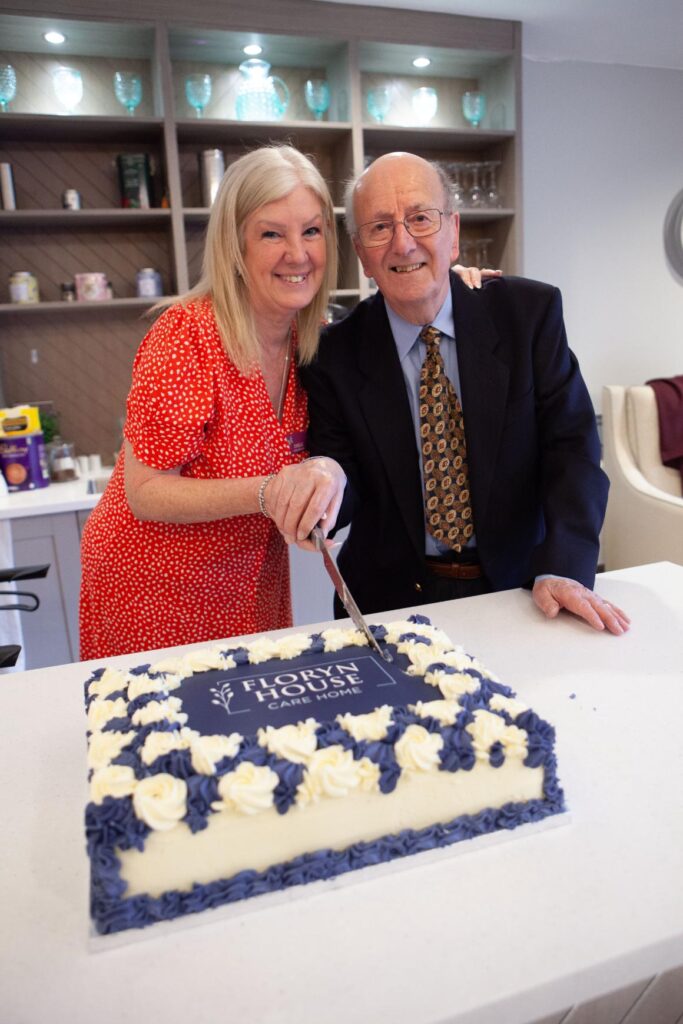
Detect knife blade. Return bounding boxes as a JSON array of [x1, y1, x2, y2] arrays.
[[310, 526, 392, 662]]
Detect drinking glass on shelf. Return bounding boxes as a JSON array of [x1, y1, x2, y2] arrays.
[[304, 79, 330, 121], [446, 161, 466, 208], [475, 237, 493, 268], [0, 64, 17, 112], [462, 90, 486, 129], [483, 161, 502, 208], [113, 71, 142, 116], [367, 86, 392, 124], [53, 67, 84, 113], [185, 73, 212, 118], [412, 86, 438, 125], [466, 162, 484, 207], [458, 239, 474, 267]]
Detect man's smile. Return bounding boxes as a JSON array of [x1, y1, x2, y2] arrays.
[[391, 262, 425, 274]]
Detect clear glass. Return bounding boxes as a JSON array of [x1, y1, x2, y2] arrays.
[[446, 161, 466, 208], [366, 86, 392, 124], [466, 162, 484, 207], [462, 90, 486, 129], [304, 78, 330, 121], [0, 64, 17, 112], [483, 160, 502, 208], [53, 67, 84, 113], [411, 86, 438, 125], [185, 73, 212, 118], [236, 59, 289, 121], [475, 237, 493, 267]]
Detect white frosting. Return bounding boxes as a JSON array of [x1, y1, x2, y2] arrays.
[[87, 696, 129, 732], [133, 774, 187, 831], [88, 667, 129, 700], [431, 670, 480, 700], [87, 730, 136, 771], [127, 674, 169, 702], [500, 724, 529, 760], [190, 733, 243, 775], [181, 649, 233, 673], [394, 724, 443, 772], [247, 637, 283, 664], [297, 746, 366, 807], [489, 694, 529, 719], [320, 627, 365, 652], [337, 705, 393, 742], [410, 699, 460, 725], [274, 634, 313, 659], [90, 765, 138, 804], [214, 762, 279, 815], [466, 710, 508, 759], [258, 719, 318, 764], [139, 727, 197, 767], [131, 697, 188, 728]]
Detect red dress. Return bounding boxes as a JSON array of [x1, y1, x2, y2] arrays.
[[79, 300, 308, 660]]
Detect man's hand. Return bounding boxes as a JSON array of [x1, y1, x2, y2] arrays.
[[265, 458, 346, 549], [532, 577, 630, 635]]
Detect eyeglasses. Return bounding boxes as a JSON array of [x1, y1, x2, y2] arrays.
[[356, 208, 446, 248]]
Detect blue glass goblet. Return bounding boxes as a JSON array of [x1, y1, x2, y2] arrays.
[[367, 86, 392, 124], [185, 73, 212, 118], [304, 79, 330, 121], [462, 91, 486, 129], [0, 64, 17, 112], [113, 71, 142, 116]]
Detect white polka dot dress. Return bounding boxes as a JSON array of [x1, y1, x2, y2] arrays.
[[79, 299, 307, 660]]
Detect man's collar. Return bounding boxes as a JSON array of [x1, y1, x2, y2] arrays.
[[385, 286, 455, 363]]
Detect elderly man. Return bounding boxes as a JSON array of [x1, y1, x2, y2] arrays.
[[275, 151, 628, 634]]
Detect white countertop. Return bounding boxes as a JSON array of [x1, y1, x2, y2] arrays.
[[1, 562, 682, 1024], [0, 478, 104, 519]]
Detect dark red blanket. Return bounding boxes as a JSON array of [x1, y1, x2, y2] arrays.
[[646, 375, 683, 486]]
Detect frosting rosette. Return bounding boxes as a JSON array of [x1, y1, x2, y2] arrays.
[[432, 670, 480, 700], [190, 733, 243, 775], [127, 674, 169, 702], [320, 627, 365, 652], [466, 709, 508, 758], [410, 699, 460, 725], [181, 649, 234, 674], [394, 724, 443, 772], [215, 762, 279, 815], [490, 694, 529, 719], [87, 730, 136, 771], [90, 765, 138, 804], [133, 774, 187, 831], [87, 696, 129, 732], [337, 704, 393, 742], [140, 727, 197, 766], [88, 667, 129, 700], [258, 719, 318, 764], [275, 634, 313, 659], [246, 637, 282, 665], [131, 697, 188, 728], [297, 746, 365, 806]]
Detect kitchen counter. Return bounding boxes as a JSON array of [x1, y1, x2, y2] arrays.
[[1, 562, 682, 1024], [0, 477, 106, 520]]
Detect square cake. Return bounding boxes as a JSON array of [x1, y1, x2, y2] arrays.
[[84, 615, 564, 934]]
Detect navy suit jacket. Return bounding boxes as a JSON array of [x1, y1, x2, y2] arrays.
[[300, 272, 608, 615]]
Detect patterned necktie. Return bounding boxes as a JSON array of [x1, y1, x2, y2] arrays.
[[418, 325, 474, 552]]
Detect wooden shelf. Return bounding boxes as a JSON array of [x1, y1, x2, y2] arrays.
[[0, 297, 166, 316], [175, 118, 353, 146], [0, 209, 172, 228], [363, 125, 515, 153], [0, 113, 165, 142]]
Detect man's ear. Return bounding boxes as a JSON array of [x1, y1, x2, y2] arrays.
[[353, 236, 372, 279]]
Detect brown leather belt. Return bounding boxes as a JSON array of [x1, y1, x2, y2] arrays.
[[425, 556, 483, 581]]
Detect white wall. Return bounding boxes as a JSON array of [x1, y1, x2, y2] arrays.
[[522, 58, 683, 410]]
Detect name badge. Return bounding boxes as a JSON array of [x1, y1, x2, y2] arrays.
[[287, 430, 307, 454]]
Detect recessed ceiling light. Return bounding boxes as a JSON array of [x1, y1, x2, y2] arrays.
[[243, 44, 263, 56], [44, 30, 66, 45], [412, 56, 431, 69]]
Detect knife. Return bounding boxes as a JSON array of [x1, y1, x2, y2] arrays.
[[310, 526, 393, 662]]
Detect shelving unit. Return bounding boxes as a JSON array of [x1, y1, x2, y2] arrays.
[[0, 4, 521, 459]]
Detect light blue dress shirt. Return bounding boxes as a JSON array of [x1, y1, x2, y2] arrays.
[[385, 292, 476, 557]]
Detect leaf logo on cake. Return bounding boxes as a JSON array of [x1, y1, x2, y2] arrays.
[[210, 681, 249, 717]]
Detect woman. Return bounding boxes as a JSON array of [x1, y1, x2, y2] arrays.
[[80, 145, 346, 659]]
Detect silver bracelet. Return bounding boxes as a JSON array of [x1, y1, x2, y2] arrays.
[[258, 473, 276, 519]]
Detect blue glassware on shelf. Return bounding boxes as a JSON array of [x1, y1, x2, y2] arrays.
[[113, 71, 142, 116], [412, 86, 438, 125], [185, 73, 212, 118], [304, 78, 330, 121], [366, 86, 391, 124], [236, 59, 289, 122], [462, 91, 486, 129], [0, 64, 17, 112]]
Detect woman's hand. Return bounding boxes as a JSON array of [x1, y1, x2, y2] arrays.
[[264, 458, 346, 549], [453, 264, 502, 290]]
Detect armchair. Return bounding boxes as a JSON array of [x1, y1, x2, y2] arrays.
[[601, 384, 683, 570]]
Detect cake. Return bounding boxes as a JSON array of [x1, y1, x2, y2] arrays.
[[84, 615, 564, 934]]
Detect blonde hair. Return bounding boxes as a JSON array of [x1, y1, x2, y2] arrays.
[[175, 145, 337, 373]]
